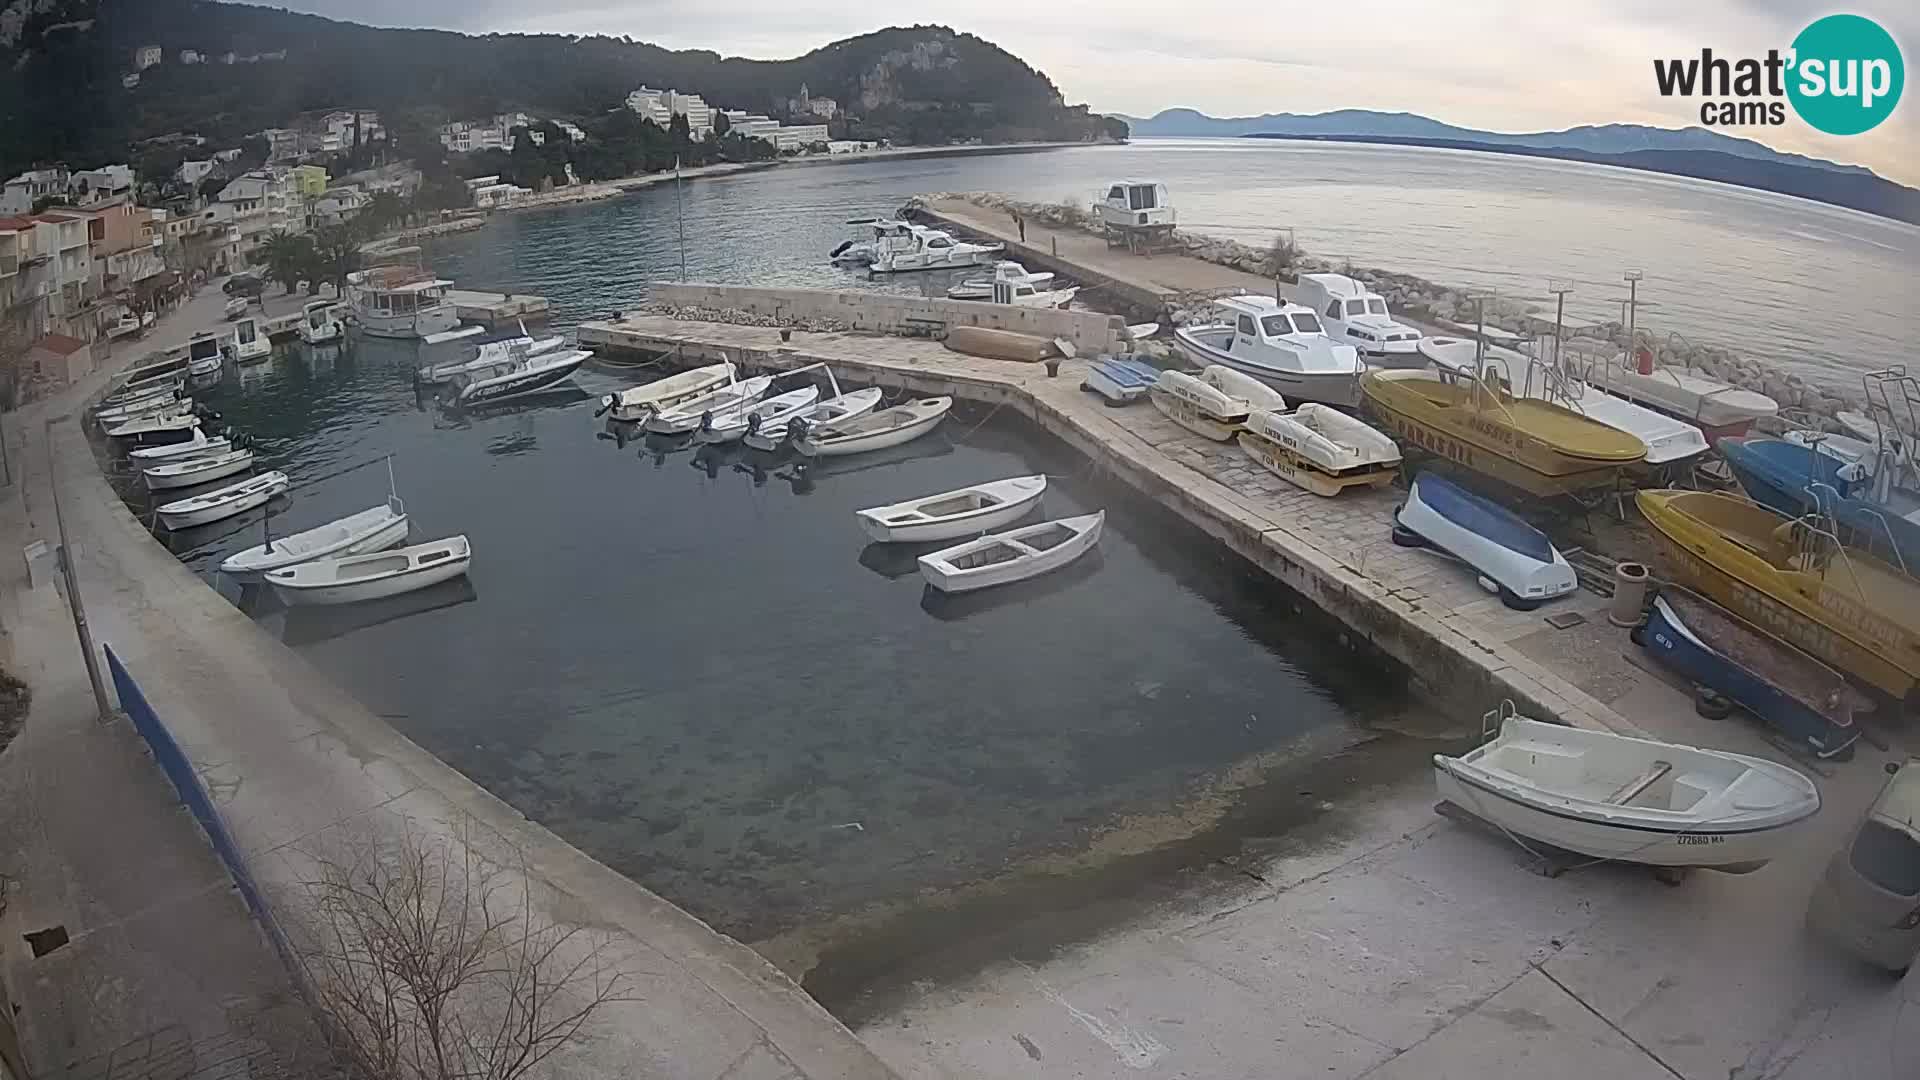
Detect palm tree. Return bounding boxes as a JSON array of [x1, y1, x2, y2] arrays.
[[259, 233, 314, 294], [308, 225, 363, 296]]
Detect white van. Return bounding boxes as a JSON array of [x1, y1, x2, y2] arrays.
[[1295, 273, 1424, 366], [1807, 759, 1920, 975]]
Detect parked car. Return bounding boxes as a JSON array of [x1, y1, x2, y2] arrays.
[[1807, 759, 1920, 975], [223, 272, 264, 297]]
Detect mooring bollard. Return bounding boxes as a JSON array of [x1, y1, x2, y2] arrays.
[[780, 328, 793, 342], [1044, 358, 1060, 378], [1609, 562, 1650, 627], [1051, 236, 1058, 257]]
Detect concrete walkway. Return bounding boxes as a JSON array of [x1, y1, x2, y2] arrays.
[[0, 293, 898, 1079]]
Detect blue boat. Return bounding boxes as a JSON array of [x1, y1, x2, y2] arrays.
[[1082, 356, 1160, 405], [1391, 472, 1576, 609], [1718, 436, 1920, 571], [1636, 586, 1864, 759]]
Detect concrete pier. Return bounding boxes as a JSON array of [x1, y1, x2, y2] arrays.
[[577, 314, 1635, 735], [446, 287, 550, 327]]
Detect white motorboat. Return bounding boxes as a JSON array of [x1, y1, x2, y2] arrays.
[[918, 512, 1104, 593], [698, 386, 821, 444], [266, 535, 470, 607], [231, 316, 271, 363], [1150, 367, 1284, 442], [1780, 428, 1911, 481], [645, 375, 775, 434], [155, 471, 289, 530], [1434, 712, 1821, 873], [105, 411, 200, 442], [857, 475, 1047, 543], [598, 362, 737, 422], [143, 448, 254, 490], [746, 387, 883, 450], [1295, 273, 1424, 365], [1097, 180, 1175, 232], [297, 300, 345, 346], [795, 396, 951, 457], [419, 332, 567, 383], [186, 331, 225, 380], [221, 500, 410, 580], [1239, 405, 1402, 497], [947, 262, 1078, 308], [828, 217, 887, 265], [1392, 471, 1575, 609], [1172, 295, 1364, 407], [1579, 353, 1778, 440], [345, 266, 460, 340], [865, 222, 1001, 275], [1440, 342, 1711, 467], [129, 432, 231, 462], [451, 348, 590, 406]]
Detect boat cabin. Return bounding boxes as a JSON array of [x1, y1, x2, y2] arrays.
[[350, 267, 453, 315], [1097, 180, 1174, 229], [303, 300, 337, 331], [1296, 273, 1423, 359], [187, 331, 224, 365], [1210, 295, 1361, 373]]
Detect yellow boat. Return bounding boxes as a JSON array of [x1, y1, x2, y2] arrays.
[[1637, 489, 1920, 707], [1360, 370, 1646, 497]]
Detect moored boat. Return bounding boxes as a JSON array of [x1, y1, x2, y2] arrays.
[[1082, 356, 1160, 405], [946, 261, 1079, 308], [96, 394, 188, 427], [598, 362, 737, 422], [155, 470, 289, 530], [1433, 712, 1821, 873], [297, 300, 345, 345], [231, 316, 271, 363], [1636, 489, 1920, 707], [266, 535, 471, 607], [419, 332, 567, 383], [451, 348, 590, 407], [918, 512, 1104, 593], [1239, 404, 1401, 497], [221, 500, 410, 580], [345, 266, 460, 340], [645, 375, 775, 435], [794, 397, 950, 457], [106, 411, 202, 444], [129, 431, 230, 462], [143, 447, 253, 490], [744, 386, 881, 450], [1393, 471, 1577, 609], [697, 385, 820, 443], [857, 475, 1047, 543], [1172, 295, 1364, 407], [1637, 587, 1865, 759]]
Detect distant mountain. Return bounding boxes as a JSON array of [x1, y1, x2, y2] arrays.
[[1116, 108, 1873, 177]]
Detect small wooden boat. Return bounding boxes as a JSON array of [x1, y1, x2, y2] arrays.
[[221, 500, 411, 580], [1393, 472, 1576, 609], [857, 475, 1047, 543], [1637, 587, 1865, 759], [97, 378, 179, 413], [1239, 405, 1401, 496], [1636, 490, 1920, 706], [129, 432, 231, 462], [452, 348, 589, 406], [745, 386, 882, 450], [598, 362, 737, 422], [111, 350, 190, 390], [698, 385, 820, 443], [143, 447, 254, 490], [96, 395, 189, 427], [918, 512, 1104, 593], [1082, 357, 1160, 405], [645, 375, 774, 434], [795, 397, 950, 457], [1433, 712, 1821, 873], [155, 471, 289, 530], [1361, 369, 1646, 497], [266, 535, 471, 607], [106, 411, 201, 443]]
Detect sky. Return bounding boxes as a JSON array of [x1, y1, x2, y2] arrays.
[[251, 1, 1917, 183]]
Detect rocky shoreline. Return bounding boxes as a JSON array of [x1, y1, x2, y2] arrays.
[[914, 192, 1903, 437]]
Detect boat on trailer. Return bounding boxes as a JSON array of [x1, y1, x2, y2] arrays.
[[222, 500, 411, 581], [857, 475, 1047, 543], [155, 471, 289, 530], [794, 397, 951, 457], [1082, 356, 1160, 405], [598, 362, 737, 422], [1578, 352, 1778, 440], [1239, 405, 1401, 497], [266, 535, 471, 607], [1172, 295, 1364, 407], [918, 512, 1104, 593], [1434, 709, 1821, 874], [1392, 471, 1577, 609], [1718, 436, 1920, 570]]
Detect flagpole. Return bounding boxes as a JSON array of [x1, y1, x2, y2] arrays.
[[675, 155, 687, 282]]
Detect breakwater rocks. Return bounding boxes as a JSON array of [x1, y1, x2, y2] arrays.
[[622, 301, 856, 334], [914, 192, 1902, 437]]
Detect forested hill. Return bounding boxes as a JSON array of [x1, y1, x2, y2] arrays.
[[0, 0, 1124, 175]]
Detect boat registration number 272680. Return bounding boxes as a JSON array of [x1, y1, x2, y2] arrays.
[[1676, 834, 1727, 845]]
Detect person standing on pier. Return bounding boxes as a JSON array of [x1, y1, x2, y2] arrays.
[[1011, 209, 1026, 243]]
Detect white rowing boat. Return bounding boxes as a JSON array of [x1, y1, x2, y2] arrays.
[[598, 362, 737, 422], [265, 535, 471, 607], [857, 475, 1046, 543], [795, 396, 951, 457], [746, 387, 883, 449], [129, 432, 231, 462], [143, 448, 254, 490], [220, 501, 410, 580], [1434, 712, 1820, 873], [155, 471, 288, 530], [918, 512, 1104, 593], [698, 385, 820, 443], [106, 412, 200, 441], [96, 395, 190, 427], [645, 375, 775, 434]]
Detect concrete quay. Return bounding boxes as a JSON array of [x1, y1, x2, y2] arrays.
[[579, 314, 1636, 735], [446, 287, 550, 327]]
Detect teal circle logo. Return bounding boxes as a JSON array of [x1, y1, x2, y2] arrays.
[[1787, 14, 1904, 135]]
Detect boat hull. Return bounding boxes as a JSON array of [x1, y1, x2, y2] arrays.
[[1173, 331, 1362, 408], [1083, 358, 1159, 404], [270, 553, 470, 607], [796, 399, 949, 457], [298, 323, 344, 346], [1395, 473, 1577, 606], [455, 354, 585, 406], [918, 513, 1103, 593], [1153, 389, 1242, 441], [603, 364, 735, 423], [1719, 437, 1920, 570], [144, 452, 252, 490], [221, 513, 410, 581], [1239, 429, 1396, 497], [156, 475, 288, 530], [858, 478, 1047, 543]]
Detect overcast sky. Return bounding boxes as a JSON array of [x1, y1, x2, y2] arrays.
[[255, 1, 1917, 183]]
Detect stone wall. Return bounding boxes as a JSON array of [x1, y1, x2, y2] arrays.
[[646, 282, 1129, 354]]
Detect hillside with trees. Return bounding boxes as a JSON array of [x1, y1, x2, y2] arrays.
[[0, 0, 1125, 178]]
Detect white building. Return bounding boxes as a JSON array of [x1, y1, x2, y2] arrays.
[[318, 110, 384, 155], [471, 182, 532, 210], [625, 87, 672, 126], [0, 168, 72, 215], [69, 165, 135, 207], [134, 45, 163, 70], [205, 170, 301, 266], [556, 121, 587, 143], [625, 87, 714, 135], [175, 159, 217, 186], [260, 128, 305, 163], [723, 111, 781, 140], [771, 124, 830, 152], [309, 188, 367, 228]]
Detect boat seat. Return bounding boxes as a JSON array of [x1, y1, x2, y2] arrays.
[[1604, 760, 1672, 805], [1490, 743, 1586, 789]]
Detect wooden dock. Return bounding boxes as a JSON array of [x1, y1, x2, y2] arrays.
[[578, 314, 1646, 736], [445, 288, 549, 327]]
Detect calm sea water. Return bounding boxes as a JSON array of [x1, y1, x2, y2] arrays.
[[429, 138, 1918, 393]]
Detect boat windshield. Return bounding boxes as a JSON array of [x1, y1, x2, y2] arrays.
[[1290, 313, 1323, 335], [1259, 316, 1291, 337], [1367, 299, 1388, 315]]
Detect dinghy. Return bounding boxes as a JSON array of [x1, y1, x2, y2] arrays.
[[143, 447, 254, 490], [96, 379, 179, 413], [265, 535, 471, 607], [794, 397, 951, 457], [645, 375, 774, 434], [1637, 587, 1864, 760], [96, 395, 189, 427], [106, 411, 201, 443], [1082, 356, 1160, 405], [1392, 471, 1576, 609], [221, 500, 411, 580], [918, 512, 1104, 593], [129, 432, 231, 462], [1433, 712, 1821, 873], [155, 471, 289, 530], [1239, 405, 1401, 497], [698, 385, 821, 443], [857, 475, 1047, 543], [745, 387, 882, 450], [598, 362, 736, 422], [1150, 369, 1251, 441]]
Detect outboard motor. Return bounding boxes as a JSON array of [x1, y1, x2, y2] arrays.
[[787, 417, 809, 445], [746, 412, 764, 437], [698, 409, 714, 433], [830, 240, 853, 258]]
